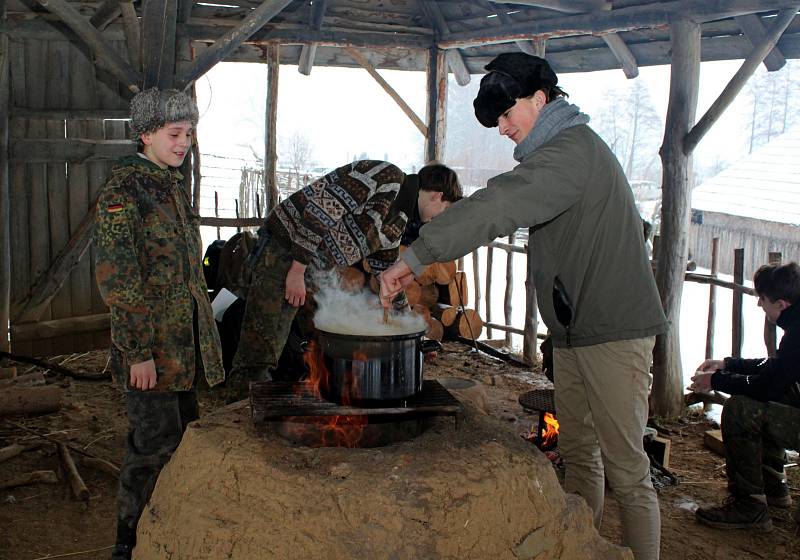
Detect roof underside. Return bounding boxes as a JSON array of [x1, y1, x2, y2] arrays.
[[6, 0, 800, 76]]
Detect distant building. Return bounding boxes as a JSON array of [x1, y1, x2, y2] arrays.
[[689, 127, 800, 277]]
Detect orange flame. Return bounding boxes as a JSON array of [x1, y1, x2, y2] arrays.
[[541, 412, 559, 448], [284, 341, 367, 448]]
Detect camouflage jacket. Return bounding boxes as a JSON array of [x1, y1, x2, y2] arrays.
[[94, 155, 224, 391], [267, 160, 418, 276]]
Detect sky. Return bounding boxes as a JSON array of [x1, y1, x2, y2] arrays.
[[195, 58, 774, 178]]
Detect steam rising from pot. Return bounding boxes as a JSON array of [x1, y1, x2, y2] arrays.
[[313, 271, 427, 336]]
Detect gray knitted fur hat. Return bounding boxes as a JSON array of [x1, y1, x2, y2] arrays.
[[129, 88, 199, 137]]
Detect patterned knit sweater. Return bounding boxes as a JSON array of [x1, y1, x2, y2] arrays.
[[267, 160, 418, 275]]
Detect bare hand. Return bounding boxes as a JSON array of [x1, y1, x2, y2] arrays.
[[285, 262, 307, 307], [130, 359, 157, 390], [379, 260, 415, 308], [689, 371, 714, 393], [696, 359, 724, 373]]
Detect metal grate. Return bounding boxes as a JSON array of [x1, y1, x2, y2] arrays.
[[519, 389, 556, 413], [250, 379, 462, 422]]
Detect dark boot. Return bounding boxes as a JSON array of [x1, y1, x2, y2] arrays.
[[763, 465, 792, 509], [695, 495, 772, 531], [111, 521, 136, 560]]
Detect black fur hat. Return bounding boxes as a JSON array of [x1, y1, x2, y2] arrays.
[[473, 53, 559, 128]]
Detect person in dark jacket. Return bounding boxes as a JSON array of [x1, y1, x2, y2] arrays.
[[691, 261, 800, 531]]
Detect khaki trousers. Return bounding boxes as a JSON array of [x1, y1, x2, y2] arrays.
[[554, 336, 659, 560]]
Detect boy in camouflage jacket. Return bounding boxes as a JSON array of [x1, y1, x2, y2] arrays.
[[94, 88, 224, 560]]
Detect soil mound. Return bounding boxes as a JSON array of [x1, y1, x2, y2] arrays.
[[134, 406, 630, 560]]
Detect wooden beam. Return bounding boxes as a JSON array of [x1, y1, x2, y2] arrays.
[[11, 138, 135, 163], [488, 0, 609, 12], [425, 47, 447, 162], [141, 0, 177, 89], [119, 0, 141, 74], [736, 13, 787, 71], [264, 44, 279, 213], [187, 24, 433, 50], [89, 0, 121, 31], [601, 32, 639, 78], [199, 216, 263, 228], [177, 0, 193, 24], [11, 313, 110, 341], [419, 1, 470, 86], [33, 0, 140, 92], [0, 0, 9, 353], [11, 107, 129, 120], [12, 192, 101, 324], [684, 7, 798, 155], [486, 1, 546, 57], [298, 0, 326, 76], [651, 17, 701, 419], [179, 0, 293, 88], [344, 47, 427, 137], [441, 0, 800, 49]]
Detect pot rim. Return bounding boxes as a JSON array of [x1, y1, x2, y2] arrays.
[[317, 328, 427, 343]]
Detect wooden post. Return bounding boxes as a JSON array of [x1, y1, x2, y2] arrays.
[[425, 47, 447, 162], [485, 245, 494, 338], [523, 242, 538, 366], [764, 251, 782, 357], [471, 250, 481, 321], [264, 45, 279, 213], [214, 191, 220, 240], [651, 17, 700, 418], [235, 199, 241, 234], [503, 232, 515, 346], [732, 248, 745, 358], [704, 237, 719, 360], [0, 0, 9, 353]]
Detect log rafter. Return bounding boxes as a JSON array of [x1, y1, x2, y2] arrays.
[[418, 1, 470, 86], [33, 0, 141, 92], [735, 13, 788, 71], [440, 0, 800, 49], [298, 0, 327, 75], [178, 0, 294, 88]]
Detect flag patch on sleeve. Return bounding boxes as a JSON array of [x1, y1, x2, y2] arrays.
[[107, 203, 124, 213]]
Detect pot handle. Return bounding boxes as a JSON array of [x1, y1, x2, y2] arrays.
[[420, 339, 442, 353]]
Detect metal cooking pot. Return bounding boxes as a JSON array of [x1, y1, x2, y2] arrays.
[[315, 329, 442, 405]]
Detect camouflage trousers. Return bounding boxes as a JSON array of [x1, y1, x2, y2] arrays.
[[116, 390, 199, 532], [722, 394, 800, 497], [228, 240, 307, 398]]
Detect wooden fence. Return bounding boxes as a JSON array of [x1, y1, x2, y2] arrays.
[[471, 234, 780, 370]]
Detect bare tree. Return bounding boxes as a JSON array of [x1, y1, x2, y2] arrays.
[[745, 60, 800, 153], [281, 131, 314, 188], [595, 81, 663, 184]]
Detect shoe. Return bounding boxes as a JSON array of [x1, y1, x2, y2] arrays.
[[112, 521, 136, 560], [695, 495, 773, 531], [111, 544, 133, 560], [765, 481, 792, 509]]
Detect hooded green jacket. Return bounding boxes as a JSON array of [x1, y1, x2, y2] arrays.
[[404, 124, 667, 348]]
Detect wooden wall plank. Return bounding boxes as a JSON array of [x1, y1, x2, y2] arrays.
[[45, 38, 72, 354], [67, 39, 97, 351], [24, 37, 51, 356], [8, 35, 28, 354]]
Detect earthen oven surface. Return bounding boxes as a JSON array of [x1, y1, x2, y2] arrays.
[[1, 345, 799, 559], [133, 403, 627, 560]]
